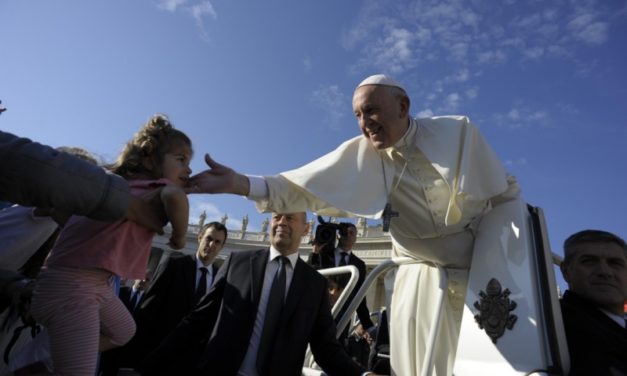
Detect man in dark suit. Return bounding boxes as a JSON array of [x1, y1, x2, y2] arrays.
[[138, 212, 377, 376], [559, 229, 627, 376], [119, 277, 150, 313], [103, 222, 227, 373], [309, 222, 375, 340]]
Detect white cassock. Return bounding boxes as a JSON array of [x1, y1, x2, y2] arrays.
[[251, 116, 519, 375]]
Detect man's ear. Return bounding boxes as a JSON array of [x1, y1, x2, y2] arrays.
[[560, 263, 571, 284], [399, 95, 410, 118]]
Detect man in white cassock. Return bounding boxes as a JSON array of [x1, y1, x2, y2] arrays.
[[187, 74, 520, 376]]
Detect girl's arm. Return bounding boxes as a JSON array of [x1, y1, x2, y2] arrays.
[[160, 185, 189, 249]]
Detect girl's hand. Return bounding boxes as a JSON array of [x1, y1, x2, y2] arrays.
[[168, 235, 186, 250]]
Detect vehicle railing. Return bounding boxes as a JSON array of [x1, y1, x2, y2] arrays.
[[317, 265, 359, 319], [334, 257, 449, 376]]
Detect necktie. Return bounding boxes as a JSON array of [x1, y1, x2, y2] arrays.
[[339, 252, 348, 266], [257, 256, 288, 374], [194, 267, 208, 304]]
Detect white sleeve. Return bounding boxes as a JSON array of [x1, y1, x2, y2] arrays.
[[245, 175, 269, 200]]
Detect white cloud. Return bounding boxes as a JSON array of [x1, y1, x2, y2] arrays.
[[310, 85, 348, 130], [416, 109, 434, 118], [503, 158, 528, 167], [465, 87, 478, 99], [507, 109, 520, 120], [190, 0, 217, 38], [523, 46, 544, 60], [157, 0, 186, 12], [189, 199, 222, 224], [574, 21, 609, 45], [494, 105, 549, 129], [442, 92, 461, 112], [303, 57, 313, 73], [368, 27, 418, 73], [444, 68, 469, 83], [477, 50, 507, 65], [342, 0, 617, 76], [191, 1, 217, 21], [155, 0, 217, 40]]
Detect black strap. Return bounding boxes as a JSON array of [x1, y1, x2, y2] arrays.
[[3, 321, 41, 364]]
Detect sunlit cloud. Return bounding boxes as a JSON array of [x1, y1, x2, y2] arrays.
[[477, 50, 507, 65], [343, 0, 617, 75], [442, 92, 461, 112], [503, 157, 528, 167], [310, 85, 348, 131], [303, 56, 313, 73], [155, 0, 217, 40], [569, 19, 609, 45], [416, 108, 434, 118], [157, 0, 186, 12], [493, 105, 548, 129], [465, 87, 478, 99], [190, 1, 217, 40], [188, 198, 222, 224]]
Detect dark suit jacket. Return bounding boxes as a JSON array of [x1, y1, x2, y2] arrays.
[[308, 250, 374, 330], [118, 286, 143, 313], [138, 248, 366, 376], [118, 286, 134, 312], [130, 253, 218, 362], [560, 290, 627, 376]]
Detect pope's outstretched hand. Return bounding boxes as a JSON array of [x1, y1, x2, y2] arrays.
[[186, 154, 250, 196]]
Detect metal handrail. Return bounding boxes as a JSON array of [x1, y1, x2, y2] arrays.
[[333, 257, 449, 376], [317, 265, 359, 319]]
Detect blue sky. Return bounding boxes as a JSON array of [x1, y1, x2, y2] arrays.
[[2, 0, 626, 272]]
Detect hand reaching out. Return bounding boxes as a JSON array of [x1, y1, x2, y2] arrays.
[[186, 154, 250, 196]]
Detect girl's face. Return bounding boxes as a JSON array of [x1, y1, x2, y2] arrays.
[[161, 143, 193, 187]]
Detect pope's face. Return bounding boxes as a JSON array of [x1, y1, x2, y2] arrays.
[[352, 85, 409, 150], [561, 241, 627, 315]]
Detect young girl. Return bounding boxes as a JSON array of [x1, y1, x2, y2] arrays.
[[30, 115, 192, 376]]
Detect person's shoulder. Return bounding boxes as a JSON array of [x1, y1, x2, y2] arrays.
[[417, 115, 474, 130], [229, 248, 267, 261], [296, 258, 327, 282], [164, 252, 194, 265], [350, 252, 366, 264]]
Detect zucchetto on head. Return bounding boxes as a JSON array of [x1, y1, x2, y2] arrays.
[[357, 74, 406, 91]]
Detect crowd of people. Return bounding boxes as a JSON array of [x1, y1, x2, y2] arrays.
[[0, 72, 625, 376]]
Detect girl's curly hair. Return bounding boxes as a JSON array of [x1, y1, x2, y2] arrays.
[[108, 114, 191, 179]]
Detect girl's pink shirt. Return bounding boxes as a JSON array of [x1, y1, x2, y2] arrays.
[[44, 179, 171, 280]]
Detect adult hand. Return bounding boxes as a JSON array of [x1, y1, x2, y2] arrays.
[[354, 323, 373, 343], [185, 154, 250, 196], [311, 242, 322, 254], [125, 190, 168, 234]]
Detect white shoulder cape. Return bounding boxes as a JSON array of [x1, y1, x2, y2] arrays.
[[263, 116, 509, 225]]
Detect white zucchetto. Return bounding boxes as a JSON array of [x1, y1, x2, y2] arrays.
[[357, 74, 406, 91]]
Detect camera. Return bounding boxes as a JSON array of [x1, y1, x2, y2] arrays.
[[313, 216, 351, 248]]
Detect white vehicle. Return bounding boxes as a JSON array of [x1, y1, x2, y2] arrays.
[[304, 198, 569, 376]]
